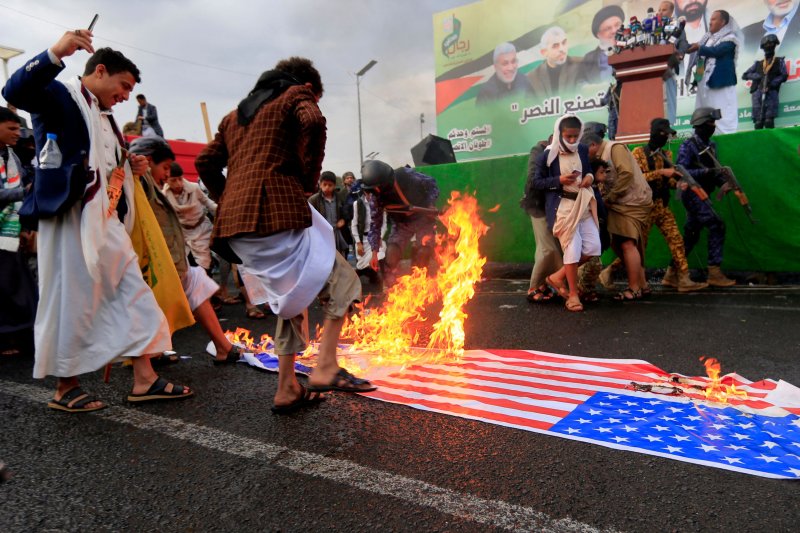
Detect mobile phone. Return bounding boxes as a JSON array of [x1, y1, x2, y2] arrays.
[[88, 14, 99, 32], [571, 169, 581, 176]]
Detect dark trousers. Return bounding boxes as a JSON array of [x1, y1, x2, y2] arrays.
[[682, 193, 726, 266]]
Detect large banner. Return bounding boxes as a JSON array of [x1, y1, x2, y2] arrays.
[[434, 0, 800, 161]]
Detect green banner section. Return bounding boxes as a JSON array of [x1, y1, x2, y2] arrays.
[[423, 126, 800, 272]]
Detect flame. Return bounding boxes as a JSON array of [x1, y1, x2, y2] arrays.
[[225, 327, 274, 353], [342, 191, 488, 369], [699, 356, 748, 404]]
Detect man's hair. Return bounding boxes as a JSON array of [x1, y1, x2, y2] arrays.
[[169, 162, 184, 177], [150, 144, 175, 164], [275, 57, 323, 96], [319, 170, 337, 184], [84, 48, 141, 83], [560, 116, 582, 131], [581, 131, 604, 145], [136, 94, 146, 101], [493, 42, 516, 63], [715, 9, 730, 25], [540, 26, 566, 50], [0, 106, 22, 125]]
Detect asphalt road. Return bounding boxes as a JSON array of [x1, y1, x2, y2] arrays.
[[2, 278, 799, 532]]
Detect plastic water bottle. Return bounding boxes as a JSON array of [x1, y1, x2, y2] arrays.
[[39, 133, 62, 169]]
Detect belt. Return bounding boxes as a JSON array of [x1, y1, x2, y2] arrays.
[[561, 191, 578, 201]]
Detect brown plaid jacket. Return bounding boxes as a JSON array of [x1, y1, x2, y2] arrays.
[[195, 85, 326, 244]]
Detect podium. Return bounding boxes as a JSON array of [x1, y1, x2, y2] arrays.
[[608, 44, 674, 143]]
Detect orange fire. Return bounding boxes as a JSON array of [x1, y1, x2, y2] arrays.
[[341, 191, 488, 369], [225, 327, 274, 353], [699, 356, 748, 404]]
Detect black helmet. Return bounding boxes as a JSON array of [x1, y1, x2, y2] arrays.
[[128, 135, 170, 156], [760, 33, 780, 48], [360, 160, 394, 191], [690, 107, 721, 126]]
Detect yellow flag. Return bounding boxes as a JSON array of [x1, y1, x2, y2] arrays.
[[130, 178, 195, 334]]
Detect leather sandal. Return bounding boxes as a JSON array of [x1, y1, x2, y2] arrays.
[[565, 295, 584, 312]]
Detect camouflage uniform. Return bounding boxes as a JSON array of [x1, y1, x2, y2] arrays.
[[631, 146, 691, 274]]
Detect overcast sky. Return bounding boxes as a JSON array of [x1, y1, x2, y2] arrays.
[[0, 0, 469, 175]]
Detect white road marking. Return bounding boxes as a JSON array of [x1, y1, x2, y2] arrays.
[[0, 380, 613, 533]]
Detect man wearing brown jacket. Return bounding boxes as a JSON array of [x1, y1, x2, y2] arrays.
[[196, 57, 375, 414]]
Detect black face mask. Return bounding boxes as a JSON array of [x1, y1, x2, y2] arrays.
[[762, 43, 777, 57], [649, 130, 670, 149], [695, 124, 715, 141]]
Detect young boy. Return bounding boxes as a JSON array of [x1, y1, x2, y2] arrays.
[[309, 171, 349, 256], [576, 158, 611, 300], [162, 162, 217, 272], [533, 114, 603, 312], [128, 136, 242, 365], [350, 181, 386, 288]]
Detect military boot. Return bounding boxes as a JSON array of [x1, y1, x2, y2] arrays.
[[661, 266, 678, 288], [677, 271, 708, 292], [598, 266, 615, 289], [707, 266, 736, 287]]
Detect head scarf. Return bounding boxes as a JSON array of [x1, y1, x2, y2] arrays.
[[546, 113, 584, 166], [237, 70, 302, 126], [699, 12, 743, 62]]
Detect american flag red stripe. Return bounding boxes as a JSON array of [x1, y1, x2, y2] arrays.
[[360, 349, 798, 426], [243, 346, 800, 477]]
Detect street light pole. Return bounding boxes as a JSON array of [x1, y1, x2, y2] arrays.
[[0, 45, 25, 84], [356, 59, 377, 165], [420, 113, 425, 140]]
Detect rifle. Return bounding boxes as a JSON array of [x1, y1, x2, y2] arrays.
[[383, 204, 441, 217], [697, 146, 756, 224], [674, 164, 719, 218]]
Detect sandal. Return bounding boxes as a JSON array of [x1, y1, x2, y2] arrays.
[[127, 377, 194, 403], [307, 368, 377, 393], [246, 306, 267, 319], [565, 295, 584, 312], [526, 285, 555, 303], [151, 352, 180, 368], [47, 387, 106, 413], [214, 345, 243, 366], [222, 294, 244, 305], [545, 275, 569, 300], [270, 385, 326, 415], [613, 287, 643, 301], [640, 284, 653, 298]]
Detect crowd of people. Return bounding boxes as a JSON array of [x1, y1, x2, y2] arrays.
[[1, 28, 410, 415], [0, 3, 791, 416], [522, 106, 740, 312]]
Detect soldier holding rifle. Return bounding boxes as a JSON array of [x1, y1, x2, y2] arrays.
[[676, 107, 737, 287]]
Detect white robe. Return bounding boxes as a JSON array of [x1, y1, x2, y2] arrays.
[[33, 79, 170, 378], [231, 205, 335, 320], [163, 180, 216, 269]]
